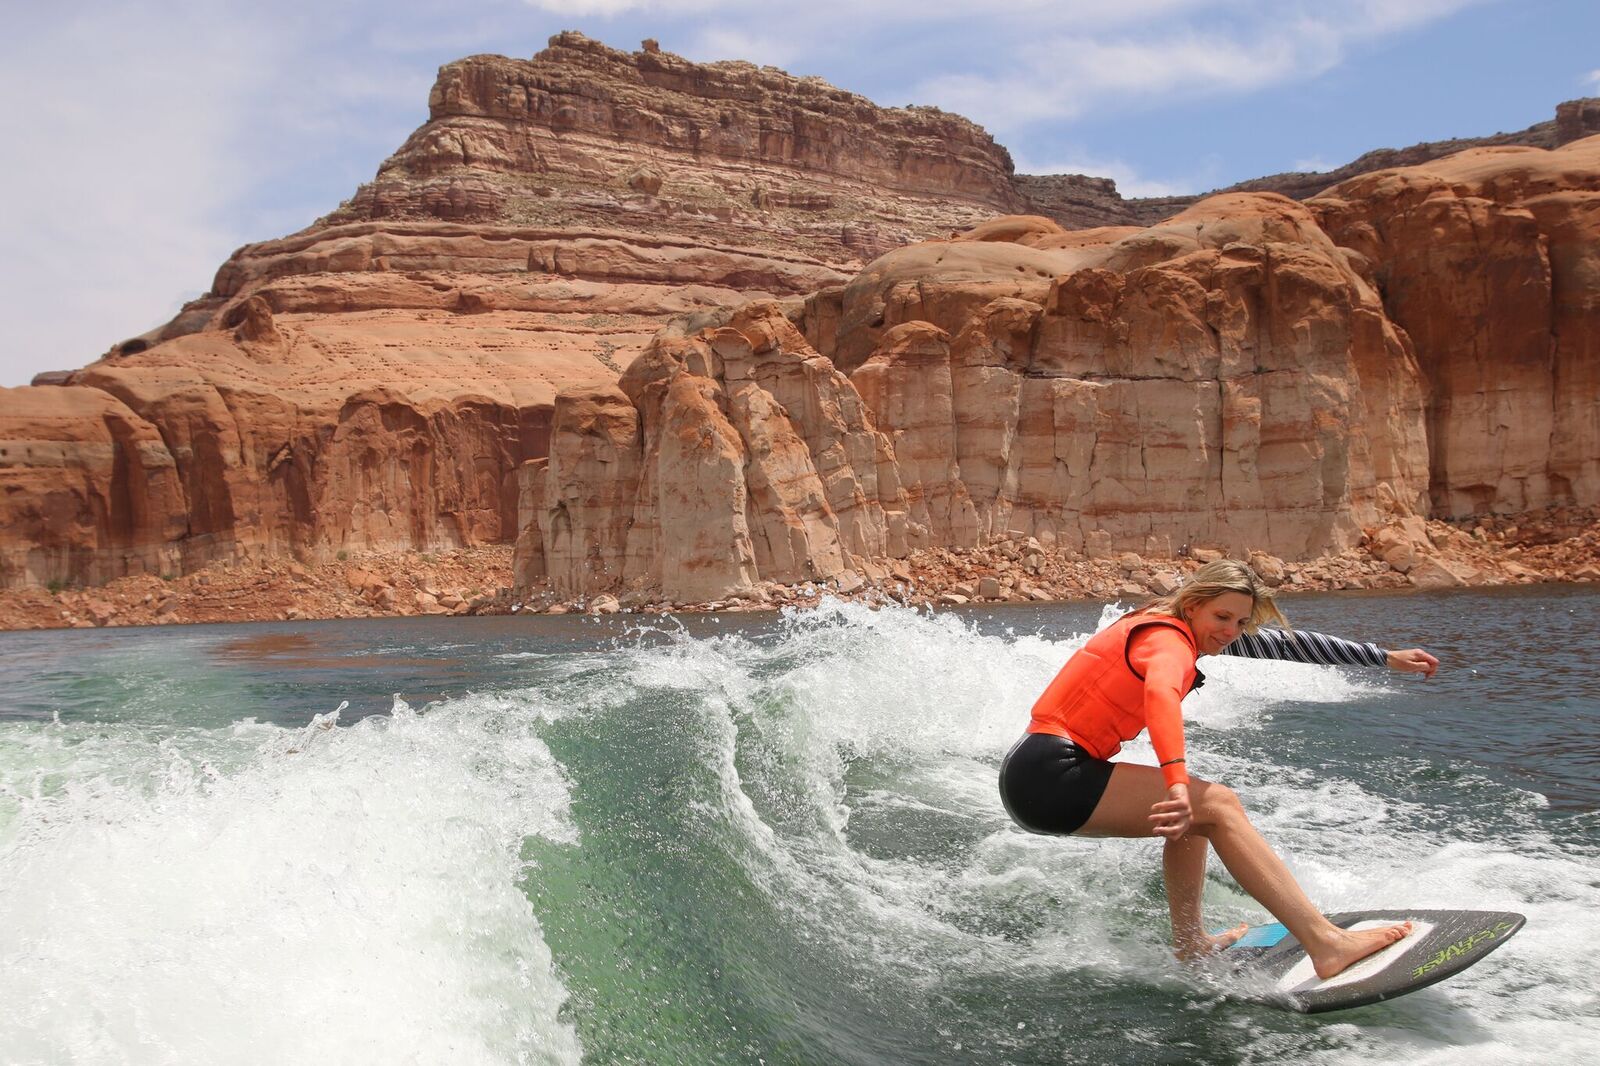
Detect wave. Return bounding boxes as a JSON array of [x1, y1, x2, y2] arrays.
[[2, 598, 1593, 1065], [590, 599, 1599, 1064], [0, 697, 583, 1065]]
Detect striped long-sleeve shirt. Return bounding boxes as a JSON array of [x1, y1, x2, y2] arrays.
[[1219, 627, 1388, 668]]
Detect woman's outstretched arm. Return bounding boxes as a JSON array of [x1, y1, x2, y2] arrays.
[[1222, 627, 1438, 677]]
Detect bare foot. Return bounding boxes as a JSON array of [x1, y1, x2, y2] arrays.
[[1175, 922, 1250, 962], [1309, 921, 1413, 979]]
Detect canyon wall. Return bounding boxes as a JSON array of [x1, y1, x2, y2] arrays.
[[3, 30, 1598, 602], [1311, 140, 1600, 516], [510, 134, 1600, 604], [0, 33, 1015, 590], [513, 194, 1436, 599], [323, 31, 1022, 265]]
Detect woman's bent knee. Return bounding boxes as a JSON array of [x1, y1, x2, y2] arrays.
[[1190, 780, 1246, 831]]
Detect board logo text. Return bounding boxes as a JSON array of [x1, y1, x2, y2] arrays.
[[1410, 921, 1516, 980]]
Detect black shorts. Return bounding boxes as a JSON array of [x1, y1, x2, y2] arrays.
[[998, 732, 1117, 835]]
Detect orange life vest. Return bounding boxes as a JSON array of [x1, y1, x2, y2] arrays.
[[1027, 611, 1200, 785]]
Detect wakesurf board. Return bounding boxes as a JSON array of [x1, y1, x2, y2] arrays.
[[1220, 908, 1525, 1014]]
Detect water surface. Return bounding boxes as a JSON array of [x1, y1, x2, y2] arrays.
[[1, 586, 1596, 1064]]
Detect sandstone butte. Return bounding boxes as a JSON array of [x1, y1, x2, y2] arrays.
[[3, 31, 1600, 627]]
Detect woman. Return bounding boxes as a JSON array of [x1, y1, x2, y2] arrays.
[[999, 559, 1440, 978]]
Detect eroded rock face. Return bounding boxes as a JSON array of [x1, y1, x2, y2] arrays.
[[49, 322, 588, 574], [828, 195, 1434, 561], [1087, 211, 1415, 531], [1311, 136, 1600, 516], [2, 31, 1596, 602], [325, 32, 1025, 266], [0, 387, 187, 587], [534, 384, 641, 593], [516, 194, 1439, 601], [514, 304, 908, 600]]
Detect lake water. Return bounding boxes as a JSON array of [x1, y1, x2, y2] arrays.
[[1, 586, 1596, 1065]]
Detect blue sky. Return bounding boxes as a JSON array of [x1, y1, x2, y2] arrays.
[[1, 0, 1596, 386]]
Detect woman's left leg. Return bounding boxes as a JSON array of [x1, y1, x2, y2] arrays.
[[1077, 762, 1246, 955], [1164, 833, 1246, 958]]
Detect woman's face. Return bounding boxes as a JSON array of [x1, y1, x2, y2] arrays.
[[1184, 591, 1254, 654]]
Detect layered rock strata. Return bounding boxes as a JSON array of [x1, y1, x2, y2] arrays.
[[514, 127, 1600, 604], [322, 31, 1024, 266], [4, 30, 1599, 613], [2, 298, 630, 587], [514, 191, 1437, 601], [515, 305, 911, 600], [3, 33, 1028, 591]]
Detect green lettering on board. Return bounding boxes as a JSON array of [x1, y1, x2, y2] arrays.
[[1410, 921, 1515, 981]]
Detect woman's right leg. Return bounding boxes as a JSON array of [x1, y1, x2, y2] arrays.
[[1078, 762, 1411, 979]]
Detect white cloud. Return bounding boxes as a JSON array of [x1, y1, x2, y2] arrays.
[[521, 0, 1216, 28], [921, 28, 1329, 128], [518, 0, 728, 15], [907, 1, 1487, 133], [684, 26, 803, 69], [915, 7, 1440, 132], [1584, 69, 1600, 91], [1013, 152, 1205, 198], [0, 2, 290, 384], [1347, 0, 1496, 34]]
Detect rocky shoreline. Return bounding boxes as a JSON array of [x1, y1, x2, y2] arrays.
[[2, 507, 1595, 631]]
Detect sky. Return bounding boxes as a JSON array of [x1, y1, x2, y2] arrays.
[[1, 0, 1597, 387]]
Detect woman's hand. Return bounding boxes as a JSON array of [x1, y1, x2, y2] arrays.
[[1386, 648, 1439, 678], [1148, 783, 1193, 840]]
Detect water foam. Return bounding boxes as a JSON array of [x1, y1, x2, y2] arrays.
[[612, 601, 1154, 978], [0, 696, 582, 1065]]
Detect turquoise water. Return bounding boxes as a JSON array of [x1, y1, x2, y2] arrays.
[[1, 587, 1597, 1064]]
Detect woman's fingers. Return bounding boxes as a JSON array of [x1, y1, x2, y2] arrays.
[[1150, 814, 1191, 839], [1149, 797, 1193, 838]]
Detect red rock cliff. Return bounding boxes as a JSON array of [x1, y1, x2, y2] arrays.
[[3, 33, 1597, 602], [1311, 137, 1600, 516], [514, 194, 1437, 600], [326, 31, 1023, 264], [1, 33, 1024, 591]]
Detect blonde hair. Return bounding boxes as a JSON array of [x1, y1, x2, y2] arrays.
[[1142, 559, 1288, 634]]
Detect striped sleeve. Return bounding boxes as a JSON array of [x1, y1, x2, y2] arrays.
[[1222, 627, 1388, 668]]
